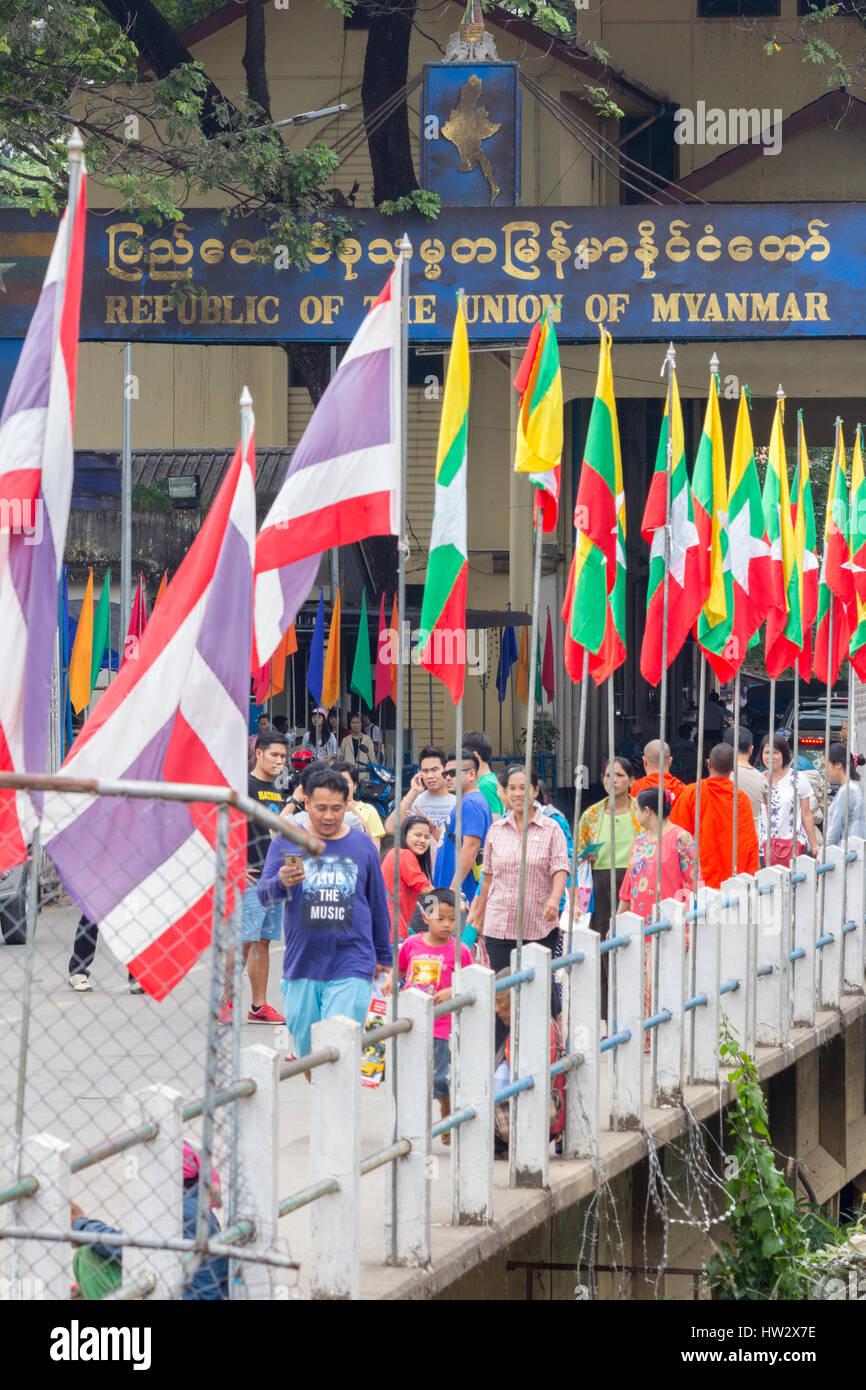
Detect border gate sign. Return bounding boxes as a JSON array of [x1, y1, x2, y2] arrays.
[[0, 203, 856, 344]]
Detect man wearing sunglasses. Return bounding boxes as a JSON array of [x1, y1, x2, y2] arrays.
[[431, 749, 492, 903]]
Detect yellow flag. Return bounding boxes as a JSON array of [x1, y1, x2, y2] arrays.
[[69, 569, 94, 714], [514, 622, 529, 704], [321, 588, 341, 710]]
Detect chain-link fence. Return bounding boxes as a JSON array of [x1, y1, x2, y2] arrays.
[[0, 775, 319, 1302]]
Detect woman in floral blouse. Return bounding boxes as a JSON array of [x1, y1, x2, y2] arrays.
[[619, 787, 696, 1048]]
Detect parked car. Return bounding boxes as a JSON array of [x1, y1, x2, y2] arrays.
[[779, 696, 847, 748]]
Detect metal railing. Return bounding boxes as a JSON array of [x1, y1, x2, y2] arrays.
[[4, 836, 866, 1300]]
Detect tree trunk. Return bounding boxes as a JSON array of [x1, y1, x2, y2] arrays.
[[99, 0, 232, 138], [291, 344, 331, 406], [362, 0, 418, 204], [242, 0, 271, 118]]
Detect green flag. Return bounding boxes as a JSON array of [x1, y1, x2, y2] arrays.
[[350, 587, 373, 708], [90, 569, 112, 694]]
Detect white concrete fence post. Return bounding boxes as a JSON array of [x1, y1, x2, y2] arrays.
[[309, 1015, 360, 1300], [565, 928, 600, 1159], [236, 1044, 280, 1299], [754, 867, 791, 1048], [791, 856, 818, 1029], [511, 942, 551, 1188], [841, 836, 865, 995], [656, 898, 686, 1102], [452, 964, 494, 1226], [385, 987, 432, 1265], [719, 877, 750, 1057], [690, 888, 721, 1085], [612, 912, 643, 1129], [12, 1134, 70, 1300], [819, 847, 845, 1012], [122, 1083, 184, 1299]]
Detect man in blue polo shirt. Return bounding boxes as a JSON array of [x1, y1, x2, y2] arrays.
[[432, 748, 492, 904], [257, 765, 392, 1057]]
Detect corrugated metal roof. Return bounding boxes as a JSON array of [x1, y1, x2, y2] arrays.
[[130, 447, 295, 510]]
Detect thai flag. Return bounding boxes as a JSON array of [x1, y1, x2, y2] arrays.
[[0, 146, 86, 871], [252, 262, 402, 668], [39, 415, 256, 998]]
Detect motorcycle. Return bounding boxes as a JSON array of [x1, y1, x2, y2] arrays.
[[356, 762, 395, 820]]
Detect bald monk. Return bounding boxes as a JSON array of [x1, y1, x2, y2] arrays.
[[631, 740, 685, 805], [670, 742, 758, 888]]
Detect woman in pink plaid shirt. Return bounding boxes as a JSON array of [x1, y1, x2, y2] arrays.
[[474, 765, 570, 984]]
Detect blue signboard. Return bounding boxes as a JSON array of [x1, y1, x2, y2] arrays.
[[0, 204, 858, 344], [420, 63, 520, 207]]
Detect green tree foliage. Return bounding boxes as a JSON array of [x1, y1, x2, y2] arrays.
[[0, 0, 347, 265], [707, 1037, 811, 1299]]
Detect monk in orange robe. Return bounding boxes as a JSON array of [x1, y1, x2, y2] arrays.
[[670, 742, 758, 888], [630, 738, 685, 805]]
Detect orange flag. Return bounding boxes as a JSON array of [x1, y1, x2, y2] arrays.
[[270, 623, 297, 699], [153, 571, 168, 608], [514, 621, 529, 705], [321, 590, 341, 710], [389, 593, 399, 704], [69, 569, 94, 714]]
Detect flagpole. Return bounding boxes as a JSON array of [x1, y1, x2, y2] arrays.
[[509, 506, 543, 1186], [790, 665, 799, 874], [388, 234, 412, 1266], [732, 669, 741, 874], [498, 633, 503, 756], [689, 652, 706, 1083], [429, 672, 434, 744], [649, 341, 676, 1106], [563, 649, 589, 1132], [819, 416, 842, 973], [841, 450, 855, 1000], [607, 674, 619, 1131], [121, 341, 133, 647]]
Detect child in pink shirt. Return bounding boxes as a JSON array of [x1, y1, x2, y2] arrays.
[[384, 888, 471, 1139]]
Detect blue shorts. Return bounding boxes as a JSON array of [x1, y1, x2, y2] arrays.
[[280, 976, 373, 1058], [433, 1036, 450, 1100], [242, 884, 282, 943]]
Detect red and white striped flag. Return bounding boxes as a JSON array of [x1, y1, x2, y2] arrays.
[[252, 262, 403, 668], [39, 408, 256, 998], [0, 139, 87, 871]]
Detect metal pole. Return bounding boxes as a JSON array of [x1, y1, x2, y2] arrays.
[[509, 512, 543, 1189], [564, 649, 590, 1079], [607, 676, 619, 1131], [514, 516, 544, 956], [389, 234, 412, 1266], [689, 653, 706, 1083], [228, 901, 243, 1299], [651, 342, 676, 1107], [498, 642, 503, 756], [766, 677, 776, 866], [429, 671, 435, 744], [452, 696, 464, 1215], [841, 655, 854, 998], [121, 342, 133, 647], [732, 669, 741, 875], [791, 666, 800, 873], [819, 595, 834, 996], [329, 344, 340, 700], [189, 802, 229, 1295]]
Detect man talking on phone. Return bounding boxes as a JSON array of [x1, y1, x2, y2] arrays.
[[258, 766, 393, 1057]]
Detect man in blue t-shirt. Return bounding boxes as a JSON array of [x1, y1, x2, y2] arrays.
[[258, 765, 393, 1057], [432, 749, 492, 903]]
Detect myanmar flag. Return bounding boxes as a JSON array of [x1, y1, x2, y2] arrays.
[[514, 315, 563, 533], [814, 421, 855, 686], [419, 297, 469, 703], [727, 389, 773, 667], [639, 361, 704, 686], [695, 370, 735, 680], [562, 329, 626, 687], [848, 426, 866, 679], [764, 395, 801, 678], [793, 411, 819, 680]]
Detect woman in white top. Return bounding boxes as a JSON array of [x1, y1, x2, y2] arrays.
[[757, 734, 820, 865], [824, 742, 866, 847], [301, 708, 337, 762]]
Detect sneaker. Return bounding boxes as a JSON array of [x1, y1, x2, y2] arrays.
[[218, 1001, 233, 1026], [129, 980, 145, 995], [68, 974, 92, 993], [247, 1003, 285, 1024]]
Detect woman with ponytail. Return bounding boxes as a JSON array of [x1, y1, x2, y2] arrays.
[[825, 743, 866, 847], [618, 787, 696, 1048]]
